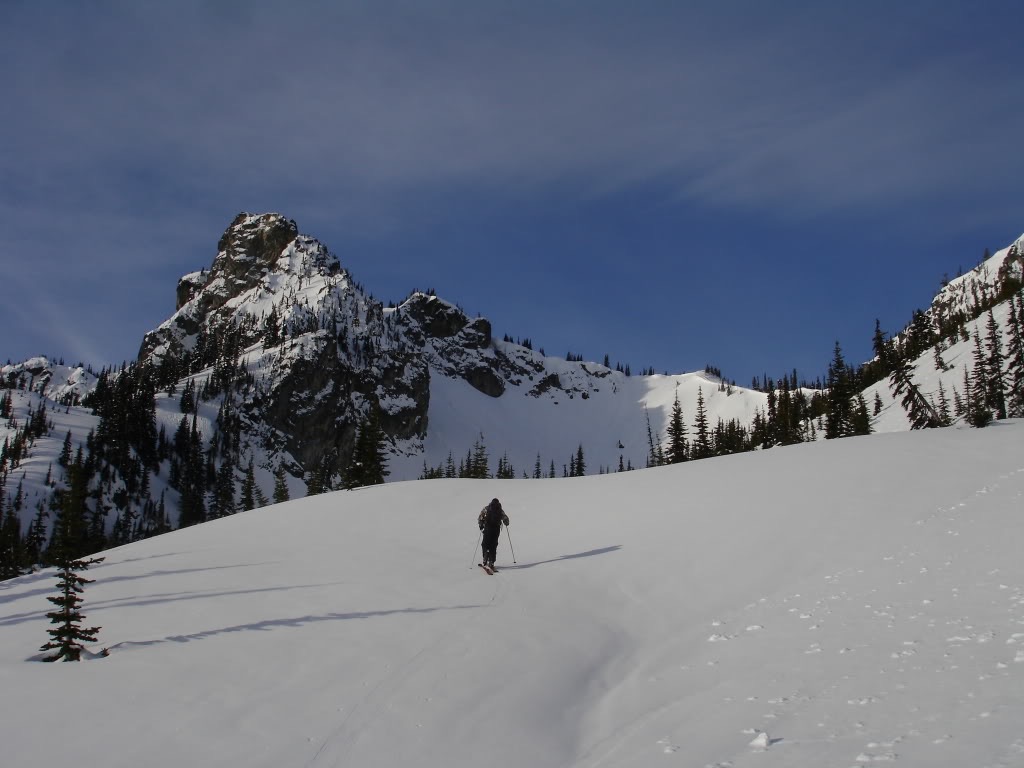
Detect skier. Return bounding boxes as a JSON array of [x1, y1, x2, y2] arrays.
[[478, 498, 509, 571]]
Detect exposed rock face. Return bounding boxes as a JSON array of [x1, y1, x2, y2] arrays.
[[135, 213, 572, 483]]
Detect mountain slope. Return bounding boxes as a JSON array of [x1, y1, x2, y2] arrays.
[[2, 219, 1022, 537], [1, 421, 1023, 767]]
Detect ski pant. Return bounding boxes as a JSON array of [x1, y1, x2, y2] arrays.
[[481, 525, 501, 564]]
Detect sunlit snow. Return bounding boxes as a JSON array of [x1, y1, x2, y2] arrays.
[[2, 422, 1023, 768]]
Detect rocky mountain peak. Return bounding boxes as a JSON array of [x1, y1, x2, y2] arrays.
[[207, 212, 305, 301], [213, 213, 299, 280]]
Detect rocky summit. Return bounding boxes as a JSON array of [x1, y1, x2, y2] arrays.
[[135, 212, 618, 483]]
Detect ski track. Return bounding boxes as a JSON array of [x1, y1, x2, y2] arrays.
[[306, 566, 505, 767]]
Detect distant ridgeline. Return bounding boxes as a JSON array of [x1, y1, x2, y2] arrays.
[[1, 214, 1022, 575]]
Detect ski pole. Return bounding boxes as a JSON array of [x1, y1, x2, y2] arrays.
[[470, 529, 482, 569], [503, 522, 517, 564]]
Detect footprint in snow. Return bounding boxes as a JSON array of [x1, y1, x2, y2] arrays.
[[855, 751, 898, 762], [707, 633, 736, 642], [656, 738, 679, 754], [848, 696, 880, 706]]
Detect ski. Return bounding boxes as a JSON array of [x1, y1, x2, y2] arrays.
[[478, 563, 494, 575]]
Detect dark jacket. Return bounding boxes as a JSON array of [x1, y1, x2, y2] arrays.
[[478, 499, 509, 532]]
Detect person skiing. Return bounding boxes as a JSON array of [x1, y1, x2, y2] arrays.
[[478, 498, 509, 570]]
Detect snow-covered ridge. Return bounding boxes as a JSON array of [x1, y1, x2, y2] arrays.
[[0, 356, 98, 405], [929, 233, 1023, 330]]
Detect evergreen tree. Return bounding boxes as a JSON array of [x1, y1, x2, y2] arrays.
[[39, 552, 104, 661], [273, 464, 290, 503], [23, 503, 47, 566], [574, 444, 586, 477], [664, 391, 689, 464], [870, 319, 893, 378], [210, 458, 236, 518], [58, 431, 73, 468], [888, 350, 942, 429], [0, 493, 23, 580], [825, 342, 853, 439], [1006, 293, 1024, 417], [936, 380, 952, 426], [241, 457, 257, 511], [306, 459, 326, 496], [970, 331, 993, 423], [46, 454, 92, 563], [179, 378, 195, 414], [344, 408, 390, 488], [470, 434, 489, 479], [177, 418, 207, 527], [41, 460, 106, 660], [849, 393, 872, 436], [644, 409, 660, 468], [692, 387, 712, 459], [983, 309, 1007, 419]]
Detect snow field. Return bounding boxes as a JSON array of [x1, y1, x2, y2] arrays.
[[0, 423, 1023, 767]]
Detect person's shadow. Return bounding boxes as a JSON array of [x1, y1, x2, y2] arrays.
[[500, 545, 621, 570]]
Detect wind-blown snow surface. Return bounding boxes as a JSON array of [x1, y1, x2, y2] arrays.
[[3, 424, 1024, 768]]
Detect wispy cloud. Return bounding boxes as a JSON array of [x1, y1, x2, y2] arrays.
[[3, 2, 1020, 221]]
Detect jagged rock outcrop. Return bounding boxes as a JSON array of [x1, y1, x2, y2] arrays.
[[135, 213, 599, 482]]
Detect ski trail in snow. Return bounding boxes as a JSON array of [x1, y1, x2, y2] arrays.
[[305, 571, 504, 768]]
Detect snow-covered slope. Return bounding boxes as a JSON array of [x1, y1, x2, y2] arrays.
[[1, 357, 98, 405], [929, 234, 1023, 329], [2, 421, 1023, 767]]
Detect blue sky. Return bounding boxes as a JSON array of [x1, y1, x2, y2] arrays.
[[2, 1, 1022, 385]]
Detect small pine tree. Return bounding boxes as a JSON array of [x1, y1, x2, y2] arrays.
[[41, 468, 105, 660], [273, 463, 290, 504], [39, 553, 104, 661]]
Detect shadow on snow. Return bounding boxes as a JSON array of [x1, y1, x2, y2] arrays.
[[105, 603, 486, 650], [499, 545, 621, 570]]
